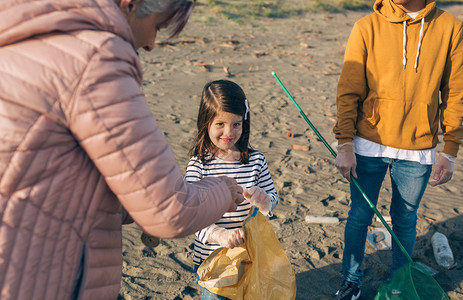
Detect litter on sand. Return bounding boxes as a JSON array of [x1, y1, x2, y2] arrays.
[[415, 261, 439, 277], [367, 227, 392, 250], [292, 144, 309, 151], [305, 215, 339, 224], [375, 215, 392, 223]]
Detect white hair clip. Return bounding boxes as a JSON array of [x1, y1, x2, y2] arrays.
[[244, 99, 249, 120]]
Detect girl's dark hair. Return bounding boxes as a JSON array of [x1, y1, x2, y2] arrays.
[[189, 80, 252, 164]]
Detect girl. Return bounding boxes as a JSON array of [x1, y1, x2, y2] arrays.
[[185, 79, 279, 299]]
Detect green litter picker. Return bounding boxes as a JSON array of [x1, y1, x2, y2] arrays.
[[272, 71, 449, 300]]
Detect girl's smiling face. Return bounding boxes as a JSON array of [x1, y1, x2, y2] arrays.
[[208, 111, 243, 156]]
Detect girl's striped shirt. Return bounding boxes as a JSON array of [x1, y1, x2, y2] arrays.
[[184, 149, 278, 266]]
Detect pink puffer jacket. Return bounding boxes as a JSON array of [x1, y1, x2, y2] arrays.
[[0, 0, 233, 299]]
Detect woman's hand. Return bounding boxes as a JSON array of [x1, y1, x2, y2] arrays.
[[219, 177, 245, 212]]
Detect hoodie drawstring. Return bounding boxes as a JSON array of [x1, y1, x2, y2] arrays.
[[402, 17, 425, 72], [414, 18, 425, 72], [402, 21, 407, 69]]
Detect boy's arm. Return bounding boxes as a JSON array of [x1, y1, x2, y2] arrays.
[[333, 22, 367, 181], [440, 23, 463, 157], [333, 22, 368, 145], [431, 21, 463, 186]]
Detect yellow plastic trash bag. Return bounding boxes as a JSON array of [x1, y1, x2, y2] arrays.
[[197, 207, 296, 300]]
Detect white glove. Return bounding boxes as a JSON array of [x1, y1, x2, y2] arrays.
[[429, 153, 455, 186], [243, 186, 272, 215], [208, 227, 244, 249], [334, 142, 357, 182]]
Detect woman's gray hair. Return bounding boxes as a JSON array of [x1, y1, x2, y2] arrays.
[[136, 0, 174, 16], [115, 0, 196, 38]]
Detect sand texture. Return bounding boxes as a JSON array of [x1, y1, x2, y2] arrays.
[[119, 5, 463, 300]]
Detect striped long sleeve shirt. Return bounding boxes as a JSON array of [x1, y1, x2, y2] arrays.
[[184, 149, 278, 266]]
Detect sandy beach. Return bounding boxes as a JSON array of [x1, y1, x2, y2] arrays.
[[118, 4, 463, 300]]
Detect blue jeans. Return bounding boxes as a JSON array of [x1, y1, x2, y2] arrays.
[[194, 264, 230, 300], [199, 286, 229, 300], [342, 154, 432, 286]]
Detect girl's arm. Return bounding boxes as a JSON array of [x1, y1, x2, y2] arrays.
[[185, 158, 244, 248], [195, 224, 220, 245], [257, 154, 278, 212], [244, 153, 278, 215]]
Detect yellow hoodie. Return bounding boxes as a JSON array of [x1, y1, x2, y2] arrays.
[[334, 0, 463, 157]]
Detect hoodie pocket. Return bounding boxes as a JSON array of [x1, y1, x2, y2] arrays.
[[366, 98, 433, 147]]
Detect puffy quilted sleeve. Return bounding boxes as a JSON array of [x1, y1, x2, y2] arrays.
[[68, 39, 232, 238]]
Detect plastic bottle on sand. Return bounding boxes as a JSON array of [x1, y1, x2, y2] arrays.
[[431, 232, 454, 269]]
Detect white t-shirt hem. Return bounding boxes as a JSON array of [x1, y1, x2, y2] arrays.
[[353, 136, 436, 165]]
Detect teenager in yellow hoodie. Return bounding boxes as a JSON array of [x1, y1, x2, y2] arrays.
[[333, 0, 463, 299]]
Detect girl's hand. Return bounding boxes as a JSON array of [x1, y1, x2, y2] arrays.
[[243, 186, 271, 213], [209, 227, 244, 249]]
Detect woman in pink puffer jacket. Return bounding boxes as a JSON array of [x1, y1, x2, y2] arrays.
[[0, 0, 244, 299]]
